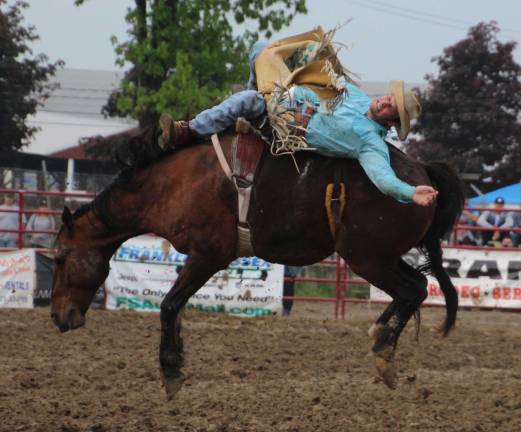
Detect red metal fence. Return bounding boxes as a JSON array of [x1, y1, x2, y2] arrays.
[[1, 188, 521, 318], [0, 189, 94, 249]]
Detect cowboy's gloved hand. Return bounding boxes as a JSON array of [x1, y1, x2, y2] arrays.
[[412, 185, 438, 207]]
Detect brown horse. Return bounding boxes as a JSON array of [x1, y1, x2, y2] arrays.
[[50, 127, 464, 397]]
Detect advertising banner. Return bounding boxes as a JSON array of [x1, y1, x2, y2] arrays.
[[33, 252, 54, 306], [0, 249, 35, 308], [370, 248, 521, 309], [105, 235, 284, 317]]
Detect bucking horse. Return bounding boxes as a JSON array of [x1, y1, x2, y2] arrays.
[[50, 126, 464, 398]]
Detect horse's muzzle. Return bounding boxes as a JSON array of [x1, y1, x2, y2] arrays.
[[50, 304, 85, 332]]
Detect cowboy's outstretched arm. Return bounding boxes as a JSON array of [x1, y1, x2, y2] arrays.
[[358, 143, 436, 206]]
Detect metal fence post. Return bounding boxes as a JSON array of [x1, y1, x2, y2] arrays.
[[17, 191, 24, 249]]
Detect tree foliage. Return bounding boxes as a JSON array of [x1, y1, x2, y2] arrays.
[[75, 0, 307, 127], [406, 21, 521, 191], [0, 0, 63, 151]]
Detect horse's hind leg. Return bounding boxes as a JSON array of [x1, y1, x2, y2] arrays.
[[368, 259, 424, 341], [159, 256, 228, 400], [351, 258, 427, 389], [368, 301, 397, 341]]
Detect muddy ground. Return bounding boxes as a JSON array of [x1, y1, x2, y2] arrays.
[[1, 302, 520, 432]]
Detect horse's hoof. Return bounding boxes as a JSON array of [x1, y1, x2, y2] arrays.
[[374, 356, 397, 389], [373, 347, 397, 389], [368, 323, 385, 341], [161, 372, 185, 401]]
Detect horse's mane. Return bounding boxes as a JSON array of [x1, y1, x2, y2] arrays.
[[73, 125, 172, 226]]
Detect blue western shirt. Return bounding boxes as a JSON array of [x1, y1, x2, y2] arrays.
[[293, 83, 416, 202]]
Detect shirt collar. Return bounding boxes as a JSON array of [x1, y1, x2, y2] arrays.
[[365, 114, 388, 137]]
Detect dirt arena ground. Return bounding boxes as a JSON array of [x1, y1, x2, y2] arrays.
[[1, 303, 520, 432]]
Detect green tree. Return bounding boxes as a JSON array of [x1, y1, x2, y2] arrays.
[[0, 0, 63, 151], [406, 21, 521, 191], [75, 0, 307, 127]]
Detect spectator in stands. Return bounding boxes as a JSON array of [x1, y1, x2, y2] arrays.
[[476, 197, 513, 246], [0, 193, 25, 248], [509, 210, 521, 247], [282, 266, 303, 316], [25, 198, 56, 249], [501, 236, 514, 248]]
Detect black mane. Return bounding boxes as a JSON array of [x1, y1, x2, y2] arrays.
[[72, 125, 170, 226]]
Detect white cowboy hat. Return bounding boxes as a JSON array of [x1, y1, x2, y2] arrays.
[[389, 80, 422, 140]]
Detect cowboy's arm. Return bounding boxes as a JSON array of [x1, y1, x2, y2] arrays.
[[354, 121, 415, 202], [354, 117, 437, 206], [358, 145, 416, 203]]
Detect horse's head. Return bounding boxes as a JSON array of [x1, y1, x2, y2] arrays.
[[50, 207, 110, 332]]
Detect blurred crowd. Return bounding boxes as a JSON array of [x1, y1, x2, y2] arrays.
[[0, 193, 56, 249], [453, 196, 521, 248]]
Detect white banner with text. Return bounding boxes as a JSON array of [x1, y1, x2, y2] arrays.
[[0, 249, 35, 308], [105, 235, 284, 317], [370, 248, 521, 309]]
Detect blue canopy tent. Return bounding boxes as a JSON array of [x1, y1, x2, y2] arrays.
[[468, 182, 521, 207]]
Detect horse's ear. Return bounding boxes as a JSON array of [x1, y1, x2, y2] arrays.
[[62, 206, 74, 230]]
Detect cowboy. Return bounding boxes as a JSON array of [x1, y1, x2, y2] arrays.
[[158, 43, 437, 207]]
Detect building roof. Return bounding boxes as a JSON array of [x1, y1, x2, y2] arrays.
[[41, 68, 126, 119], [48, 145, 90, 160], [25, 69, 137, 155]]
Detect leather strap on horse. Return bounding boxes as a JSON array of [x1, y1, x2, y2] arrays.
[[211, 133, 256, 257], [211, 134, 233, 180], [324, 170, 346, 240]]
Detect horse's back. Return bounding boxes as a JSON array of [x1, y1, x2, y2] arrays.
[[249, 145, 434, 263], [156, 137, 434, 264]]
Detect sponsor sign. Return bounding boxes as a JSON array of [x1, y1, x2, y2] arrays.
[[105, 235, 283, 317], [370, 248, 521, 309], [0, 250, 35, 308]]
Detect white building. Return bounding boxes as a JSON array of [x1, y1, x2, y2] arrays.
[[24, 69, 137, 155]]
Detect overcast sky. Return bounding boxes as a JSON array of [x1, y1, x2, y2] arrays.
[[22, 0, 521, 84]]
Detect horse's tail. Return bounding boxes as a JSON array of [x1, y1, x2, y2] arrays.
[[418, 162, 465, 336]]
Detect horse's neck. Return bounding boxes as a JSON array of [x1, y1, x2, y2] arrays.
[[75, 208, 143, 256]]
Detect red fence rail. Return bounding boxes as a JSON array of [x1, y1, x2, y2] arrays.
[[0, 189, 94, 249]]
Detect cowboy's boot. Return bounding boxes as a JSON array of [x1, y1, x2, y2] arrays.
[[158, 114, 195, 150]]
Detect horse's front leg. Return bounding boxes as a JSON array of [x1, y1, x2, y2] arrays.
[[159, 256, 226, 400]]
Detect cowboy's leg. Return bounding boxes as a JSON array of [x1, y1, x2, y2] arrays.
[[159, 90, 266, 149], [189, 90, 266, 136], [246, 41, 268, 90]]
